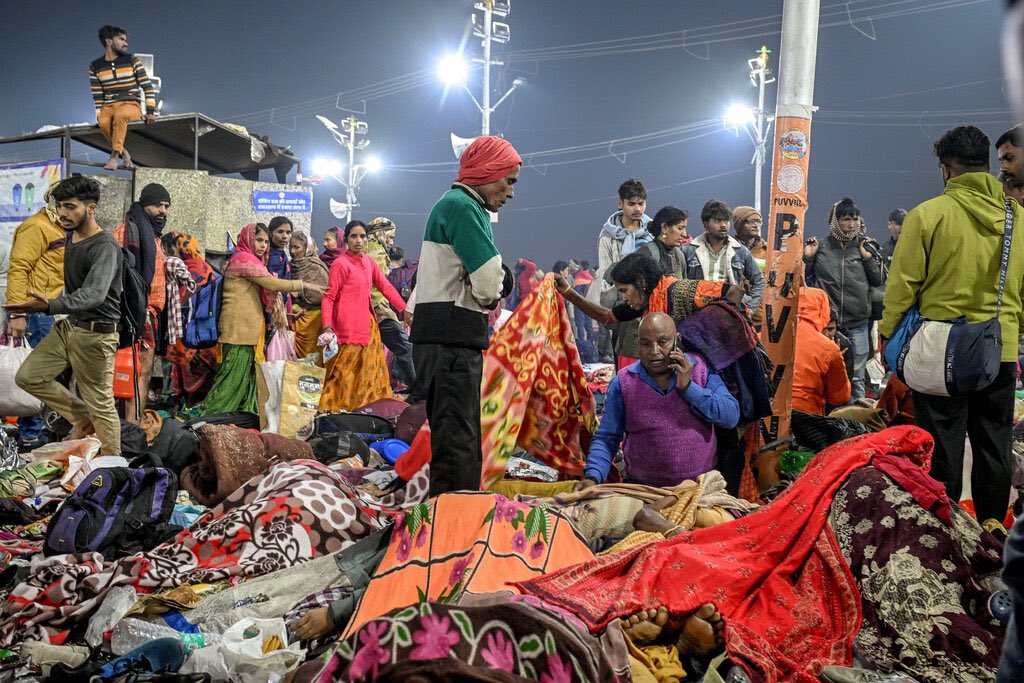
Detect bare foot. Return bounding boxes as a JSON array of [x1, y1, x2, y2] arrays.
[[64, 421, 95, 441], [622, 606, 669, 644], [677, 603, 725, 657], [104, 154, 119, 170], [121, 150, 134, 169]]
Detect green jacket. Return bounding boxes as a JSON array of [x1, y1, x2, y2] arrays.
[[880, 172, 1024, 362]]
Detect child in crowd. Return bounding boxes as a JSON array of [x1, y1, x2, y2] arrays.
[[266, 216, 292, 281]]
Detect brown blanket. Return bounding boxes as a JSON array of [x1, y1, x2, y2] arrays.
[[181, 424, 312, 506]]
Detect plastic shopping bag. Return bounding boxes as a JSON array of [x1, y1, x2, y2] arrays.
[[24, 438, 129, 491], [266, 329, 297, 363], [0, 341, 43, 416], [220, 617, 304, 683], [255, 361, 286, 433], [279, 361, 325, 439]]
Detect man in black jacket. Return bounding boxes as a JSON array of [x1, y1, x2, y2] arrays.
[[803, 197, 884, 400]]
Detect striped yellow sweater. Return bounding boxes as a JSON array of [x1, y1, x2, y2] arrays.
[[89, 53, 157, 116]]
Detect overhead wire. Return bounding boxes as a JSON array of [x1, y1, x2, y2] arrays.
[[215, 0, 988, 126], [504, 0, 988, 61]]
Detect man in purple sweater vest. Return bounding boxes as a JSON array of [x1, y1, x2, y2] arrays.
[[578, 313, 739, 489]]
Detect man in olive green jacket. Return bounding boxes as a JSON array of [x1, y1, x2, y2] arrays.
[[881, 126, 1024, 524]]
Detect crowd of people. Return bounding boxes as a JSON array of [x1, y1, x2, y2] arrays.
[[1, 21, 1024, 681]]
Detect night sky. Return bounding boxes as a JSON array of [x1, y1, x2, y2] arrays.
[[0, 0, 1011, 267]]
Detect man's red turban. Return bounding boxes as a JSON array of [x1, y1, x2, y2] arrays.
[[456, 136, 522, 186]]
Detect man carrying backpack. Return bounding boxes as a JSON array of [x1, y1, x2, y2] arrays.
[[6, 177, 123, 456], [114, 183, 167, 422]]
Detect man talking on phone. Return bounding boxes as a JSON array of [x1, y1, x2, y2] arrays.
[[575, 312, 739, 489]]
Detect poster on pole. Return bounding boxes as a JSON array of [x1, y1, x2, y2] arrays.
[[759, 117, 812, 448], [0, 159, 65, 251]]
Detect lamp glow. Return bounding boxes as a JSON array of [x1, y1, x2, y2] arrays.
[[437, 54, 469, 85], [724, 104, 755, 128], [311, 157, 342, 177]]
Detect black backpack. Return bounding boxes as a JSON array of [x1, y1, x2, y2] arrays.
[[119, 247, 150, 350], [313, 412, 395, 444]]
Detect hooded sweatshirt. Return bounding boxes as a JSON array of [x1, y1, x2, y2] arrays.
[[881, 172, 1024, 363], [792, 287, 851, 415], [591, 211, 653, 296]]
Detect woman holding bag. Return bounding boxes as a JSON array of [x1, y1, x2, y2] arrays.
[[319, 220, 406, 411], [202, 224, 325, 415]]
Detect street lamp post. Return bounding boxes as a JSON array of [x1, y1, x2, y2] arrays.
[[314, 115, 380, 224], [440, 1, 523, 136], [724, 48, 777, 213], [750, 46, 776, 214]]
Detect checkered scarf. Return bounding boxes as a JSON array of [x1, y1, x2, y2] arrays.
[[165, 256, 196, 344]]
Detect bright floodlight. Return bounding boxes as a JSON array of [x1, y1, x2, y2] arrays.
[[438, 54, 469, 85], [311, 157, 342, 176], [364, 155, 383, 173], [724, 104, 755, 128]]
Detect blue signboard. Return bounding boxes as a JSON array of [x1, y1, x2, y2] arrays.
[[253, 189, 312, 213]]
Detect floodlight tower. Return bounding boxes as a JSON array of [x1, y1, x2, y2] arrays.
[[749, 46, 777, 213], [315, 115, 379, 225]]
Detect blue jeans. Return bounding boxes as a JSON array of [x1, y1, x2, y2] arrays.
[[572, 301, 597, 364], [18, 313, 55, 441], [848, 324, 870, 401]]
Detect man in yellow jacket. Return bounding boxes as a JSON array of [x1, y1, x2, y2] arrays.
[[6, 202, 65, 449], [881, 125, 1024, 524]]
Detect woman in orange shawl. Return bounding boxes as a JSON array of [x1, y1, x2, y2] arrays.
[[556, 252, 742, 366]]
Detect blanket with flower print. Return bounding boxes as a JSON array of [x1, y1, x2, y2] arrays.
[[0, 460, 429, 646], [340, 492, 594, 639], [317, 593, 629, 682]]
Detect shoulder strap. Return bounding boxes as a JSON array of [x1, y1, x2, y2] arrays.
[[997, 198, 1015, 315]]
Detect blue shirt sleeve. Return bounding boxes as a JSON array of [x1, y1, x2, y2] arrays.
[[583, 376, 624, 483], [681, 371, 740, 429]]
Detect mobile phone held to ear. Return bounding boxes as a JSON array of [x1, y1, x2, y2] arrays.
[[673, 334, 681, 352]]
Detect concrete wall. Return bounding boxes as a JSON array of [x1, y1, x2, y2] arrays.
[[122, 168, 312, 250]]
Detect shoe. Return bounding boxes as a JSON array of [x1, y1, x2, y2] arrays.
[[48, 657, 104, 683], [97, 637, 187, 680], [982, 518, 1009, 542]]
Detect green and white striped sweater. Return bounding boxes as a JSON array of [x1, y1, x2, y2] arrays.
[[410, 185, 505, 349]]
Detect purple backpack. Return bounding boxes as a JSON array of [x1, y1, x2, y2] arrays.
[[43, 465, 177, 558]]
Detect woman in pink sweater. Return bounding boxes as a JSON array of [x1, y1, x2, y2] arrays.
[[320, 221, 407, 411]]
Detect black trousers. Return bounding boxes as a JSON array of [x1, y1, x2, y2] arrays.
[[912, 362, 1015, 523], [413, 343, 483, 496], [378, 318, 417, 388]]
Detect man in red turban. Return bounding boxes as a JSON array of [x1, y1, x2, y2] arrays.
[[408, 136, 520, 495]]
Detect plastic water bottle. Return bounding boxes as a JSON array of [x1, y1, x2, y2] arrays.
[[110, 618, 220, 655]]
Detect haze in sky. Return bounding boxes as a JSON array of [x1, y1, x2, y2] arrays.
[[0, 0, 1010, 265]]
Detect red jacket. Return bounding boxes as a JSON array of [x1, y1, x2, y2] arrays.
[[517, 259, 538, 299], [322, 250, 406, 344]]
